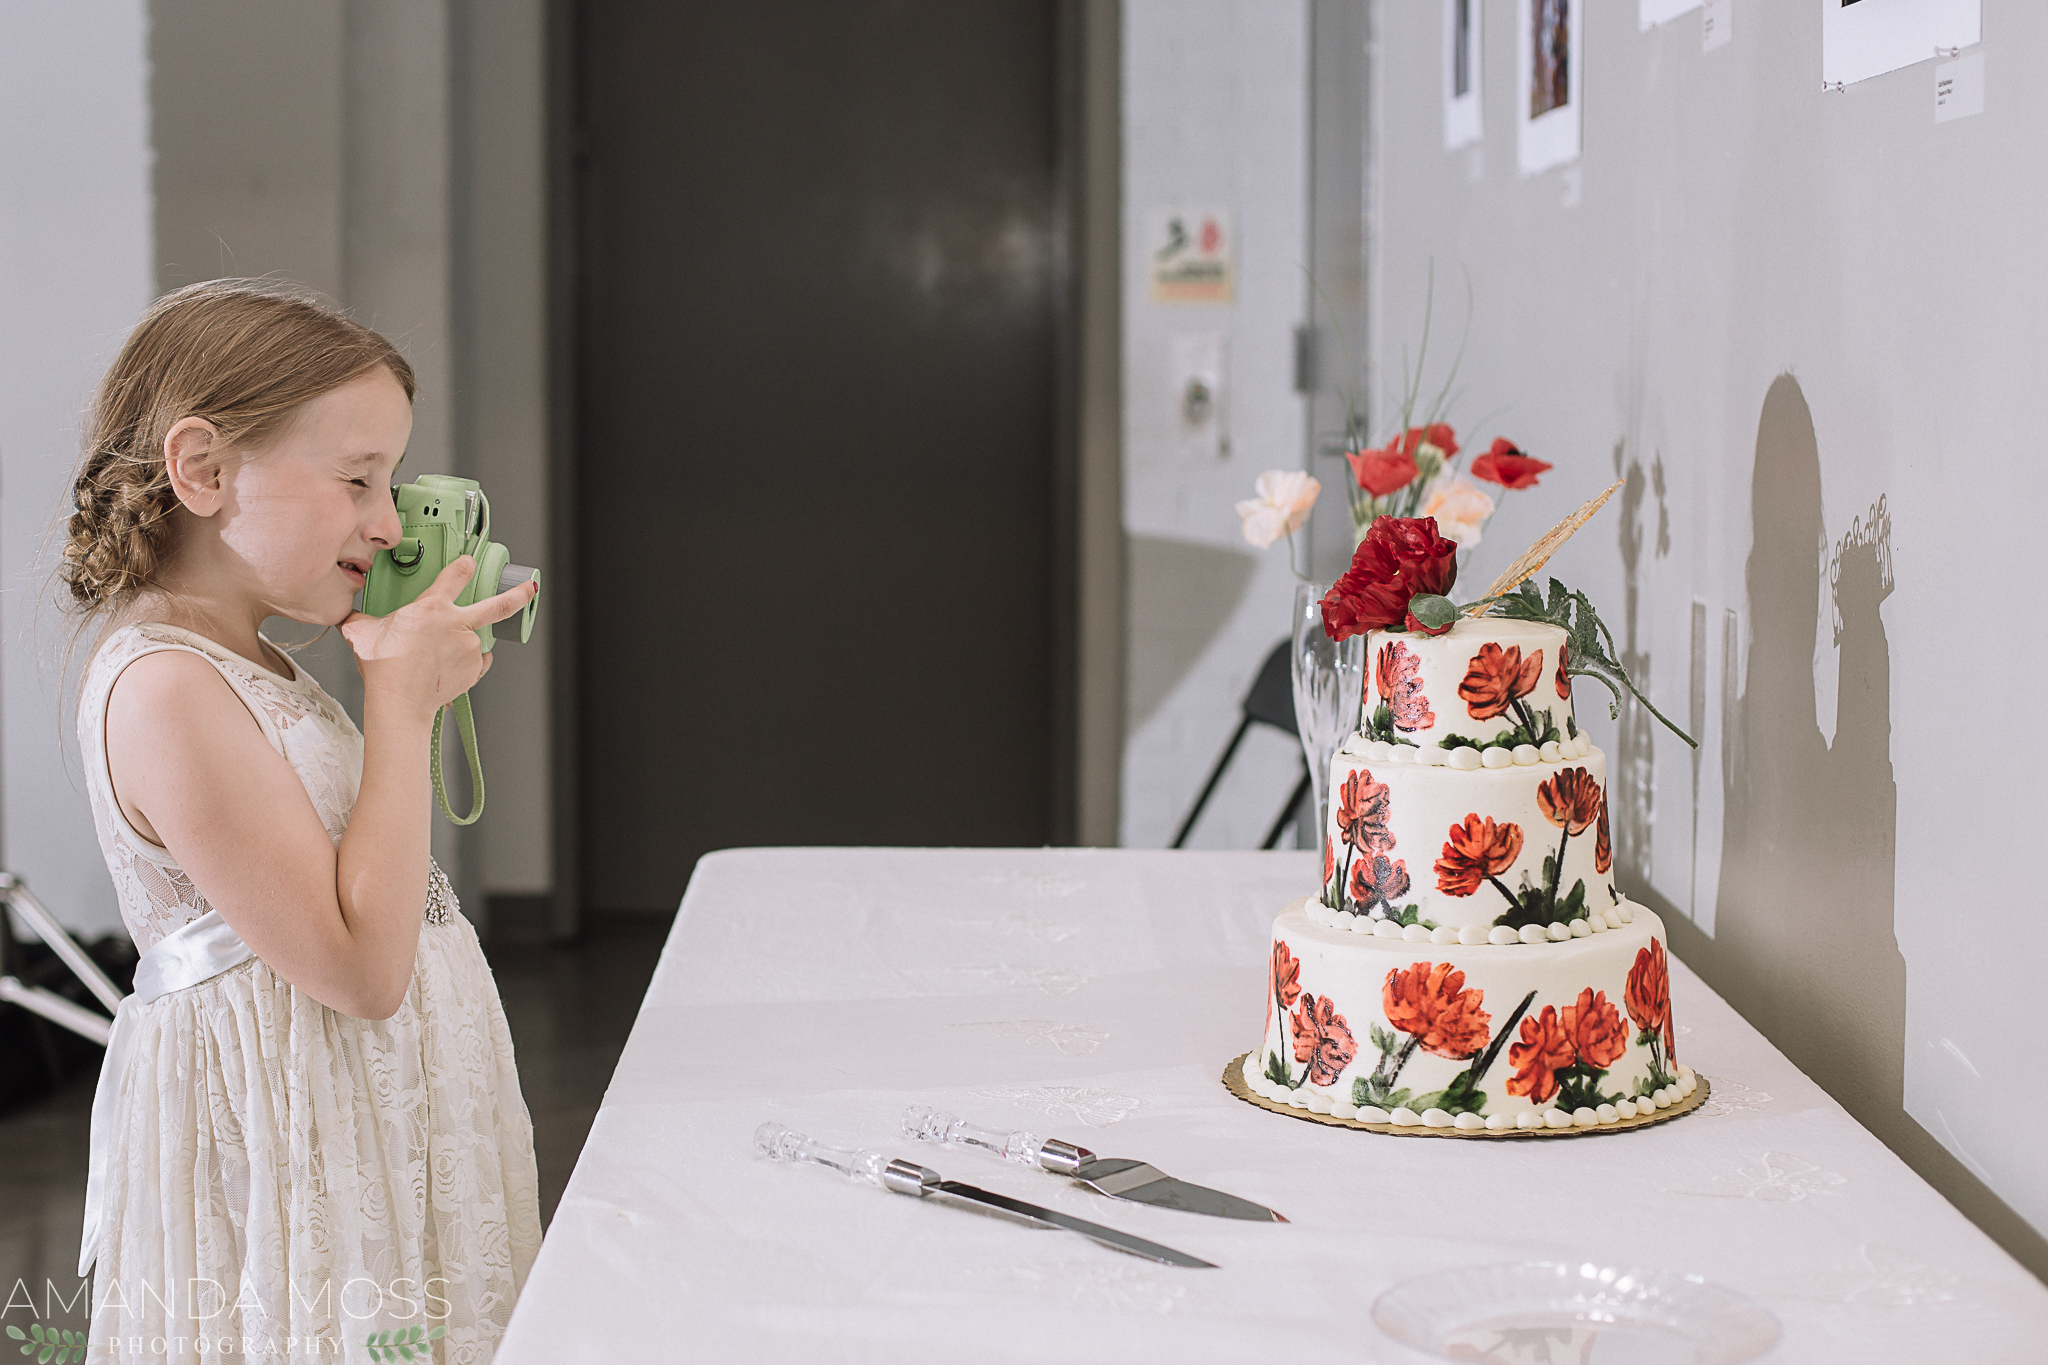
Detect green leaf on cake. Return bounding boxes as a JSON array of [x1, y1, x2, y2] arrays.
[[1364, 702, 1419, 746], [1369, 1023, 1398, 1059], [1473, 576, 1698, 748], [1264, 1051, 1291, 1087], [1352, 1077, 1413, 1111], [1407, 593, 1459, 632]]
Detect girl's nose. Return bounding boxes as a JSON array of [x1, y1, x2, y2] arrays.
[[367, 490, 403, 546]]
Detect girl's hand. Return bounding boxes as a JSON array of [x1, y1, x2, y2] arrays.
[[338, 555, 539, 719]]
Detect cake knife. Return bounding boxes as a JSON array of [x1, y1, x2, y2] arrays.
[[903, 1106, 1288, 1223], [754, 1122, 1216, 1268]]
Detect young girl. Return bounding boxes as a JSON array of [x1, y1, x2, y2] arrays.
[[65, 280, 545, 1363]]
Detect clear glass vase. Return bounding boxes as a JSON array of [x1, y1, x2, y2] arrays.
[[1290, 580, 1365, 853]]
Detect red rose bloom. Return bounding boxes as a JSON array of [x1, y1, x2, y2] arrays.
[[1323, 835, 1335, 890], [1382, 961, 1493, 1060], [1555, 639, 1571, 700], [1457, 643, 1544, 721], [1319, 516, 1460, 643], [1471, 438, 1552, 490], [1507, 1006, 1576, 1103], [1434, 814, 1524, 896], [1594, 797, 1612, 874], [1536, 767, 1604, 836], [1345, 445, 1420, 498], [1393, 423, 1459, 461], [1290, 991, 1358, 1086], [1561, 986, 1627, 1070]]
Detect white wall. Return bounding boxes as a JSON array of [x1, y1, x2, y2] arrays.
[[1372, 0, 2048, 1270], [0, 4, 156, 938], [1121, 0, 1312, 850]]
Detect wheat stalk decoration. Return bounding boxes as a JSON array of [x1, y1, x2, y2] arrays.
[[1466, 479, 1625, 612]]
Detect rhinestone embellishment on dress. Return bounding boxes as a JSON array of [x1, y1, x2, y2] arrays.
[[424, 859, 458, 926]]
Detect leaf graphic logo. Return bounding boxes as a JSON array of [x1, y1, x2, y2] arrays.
[[365, 1323, 449, 1360], [6, 1324, 87, 1364]]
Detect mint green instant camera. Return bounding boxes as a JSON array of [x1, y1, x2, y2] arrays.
[[361, 475, 541, 826]]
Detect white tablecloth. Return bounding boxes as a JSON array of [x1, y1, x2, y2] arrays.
[[495, 849, 2048, 1363]]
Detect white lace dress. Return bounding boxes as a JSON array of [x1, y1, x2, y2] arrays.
[[76, 623, 543, 1365]]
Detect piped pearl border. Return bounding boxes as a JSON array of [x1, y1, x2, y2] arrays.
[[1339, 731, 1596, 770], [1224, 1053, 1705, 1137], [1301, 895, 1636, 946]]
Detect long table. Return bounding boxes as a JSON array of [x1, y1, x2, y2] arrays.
[[495, 849, 2048, 1362]]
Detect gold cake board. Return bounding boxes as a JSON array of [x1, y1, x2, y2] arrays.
[[1222, 1052, 1709, 1139]]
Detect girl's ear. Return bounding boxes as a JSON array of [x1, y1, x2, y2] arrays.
[[164, 417, 227, 517]]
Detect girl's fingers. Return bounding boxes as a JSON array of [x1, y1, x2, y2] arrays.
[[454, 577, 539, 630], [419, 555, 480, 604]]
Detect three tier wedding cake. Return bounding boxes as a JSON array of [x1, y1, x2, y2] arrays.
[[1240, 512, 1699, 1133]]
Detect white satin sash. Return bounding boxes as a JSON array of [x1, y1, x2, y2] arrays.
[[78, 910, 255, 1278]]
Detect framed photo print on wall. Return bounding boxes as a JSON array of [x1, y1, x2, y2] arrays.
[[1517, 0, 1582, 175], [1444, 0, 1482, 150]]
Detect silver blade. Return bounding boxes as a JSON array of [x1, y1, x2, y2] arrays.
[[932, 1181, 1216, 1268], [1073, 1157, 1289, 1223]]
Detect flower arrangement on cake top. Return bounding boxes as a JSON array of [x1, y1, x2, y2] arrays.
[[1317, 485, 1699, 749]]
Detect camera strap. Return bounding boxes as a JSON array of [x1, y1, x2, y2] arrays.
[[430, 692, 485, 825]]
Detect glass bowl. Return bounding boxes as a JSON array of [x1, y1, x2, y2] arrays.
[[1372, 1260, 1781, 1364]]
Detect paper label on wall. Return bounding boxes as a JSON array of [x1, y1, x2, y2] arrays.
[[1639, 0, 1701, 29], [1517, 0, 1581, 176], [1934, 49, 1983, 122], [1443, 0, 1483, 150], [1821, 0, 1979, 89], [1702, 0, 1732, 52], [1147, 209, 1233, 305]]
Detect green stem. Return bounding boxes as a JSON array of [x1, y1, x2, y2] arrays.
[[1487, 874, 1520, 915]]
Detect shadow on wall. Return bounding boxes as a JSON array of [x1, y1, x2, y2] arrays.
[[1636, 374, 2048, 1278], [1125, 535, 1262, 732]]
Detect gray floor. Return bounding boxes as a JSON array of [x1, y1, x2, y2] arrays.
[[0, 908, 675, 1340]]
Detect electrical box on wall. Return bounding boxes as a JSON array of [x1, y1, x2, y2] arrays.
[[1170, 330, 1228, 460]]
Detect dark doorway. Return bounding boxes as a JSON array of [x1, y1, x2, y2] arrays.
[[572, 1, 1073, 911]]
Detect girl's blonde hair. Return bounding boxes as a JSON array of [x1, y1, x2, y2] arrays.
[[60, 278, 415, 617]]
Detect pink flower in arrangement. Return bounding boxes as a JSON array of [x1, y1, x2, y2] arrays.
[[1235, 470, 1321, 549], [1289, 992, 1358, 1087], [1421, 477, 1495, 549], [1376, 641, 1435, 732], [1382, 962, 1493, 1060]]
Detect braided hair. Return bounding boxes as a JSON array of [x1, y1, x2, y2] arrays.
[[62, 279, 415, 613]]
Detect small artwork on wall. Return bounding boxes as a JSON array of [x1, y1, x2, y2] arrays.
[[1517, 0, 1582, 176], [1820, 0, 1979, 88], [1443, 0, 1483, 150]]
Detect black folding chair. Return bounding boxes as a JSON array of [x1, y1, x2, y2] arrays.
[[1170, 640, 1311, 850]]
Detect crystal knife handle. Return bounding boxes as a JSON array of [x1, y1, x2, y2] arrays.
[[902, 1106, 1098, 1173], [754, 1122, 897, 1189]]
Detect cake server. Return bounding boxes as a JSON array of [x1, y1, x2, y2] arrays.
[[903, 1106, 1288, 1223], [754, 1122, 1216, 1269]]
